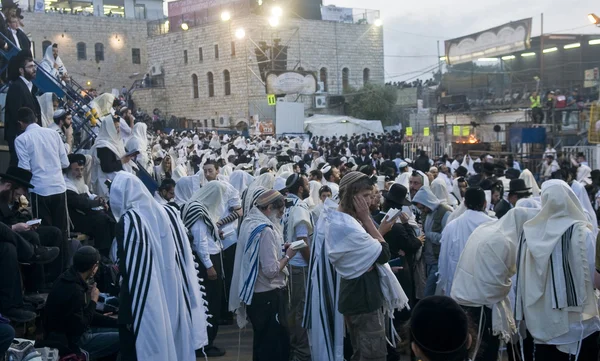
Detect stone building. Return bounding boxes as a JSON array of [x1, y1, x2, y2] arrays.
[[19, 4, 383, 129], [139, 13, 384, 128]]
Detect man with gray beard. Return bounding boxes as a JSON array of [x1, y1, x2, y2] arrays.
[[64, 154, 115, 257]]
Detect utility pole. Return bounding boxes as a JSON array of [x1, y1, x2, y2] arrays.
[[540, 13, 544, 88], [437, 40, 445, 147]]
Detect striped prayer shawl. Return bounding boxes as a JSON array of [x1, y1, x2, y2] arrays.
[[549, 225, 579, 309], [239, 223, 272, 304], [182, 201, 220, 241], [123, 210, 154, 339]]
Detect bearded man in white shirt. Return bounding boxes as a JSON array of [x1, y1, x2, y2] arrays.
[[15, 107, 70, 270]]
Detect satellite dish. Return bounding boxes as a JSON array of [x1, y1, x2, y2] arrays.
[[493, 125, 502, 132]]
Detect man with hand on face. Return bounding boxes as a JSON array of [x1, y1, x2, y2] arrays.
[[44, 246, 119, 360], [49, 109, 73, 154], [64, 154, 116, 257]]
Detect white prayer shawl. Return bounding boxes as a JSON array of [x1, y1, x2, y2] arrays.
[[229, 170, 254, 194], [394, 172, 410, 189], [306, 180, 322, 210], [519, 169, 540, 197], [37, 93, 54, 128], [209, 135, 221, 149], [91, 116, 126, 197], [283, 195, 314, 245], [242, 173, 276, 217], [131, 123, 152, 174], [174, 176, 201, 207], [461, 157, 476, 175], [162, 205, 209, 351], [325, 209, 409, 318], [40, 45, 67, 79], [438, 210, 495, 295], [571, 181, 598, 237], [515, 198, 541, 209], [172, 164, 188, 183], [229, 206, 282, 328], [109, 172, 180, 361], [577, 165, 593, 185], [431, 177, 452, 205], [451, 208, 538, 342], [153, 191, 168, 205], [517, 180, 599, 351], [184, 181, 228, 229], [303, 198, 344, 361]]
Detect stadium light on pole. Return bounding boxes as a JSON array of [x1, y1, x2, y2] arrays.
[[374, 19, 383, 27], [181, 23, 189, 30], [269, 16, 279, 27], [235, 28, 246, 39], [271, 6, 282, 17]]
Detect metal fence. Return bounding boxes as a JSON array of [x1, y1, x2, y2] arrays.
[[403, 142, 452, 161], [562, 146, 598, 169]]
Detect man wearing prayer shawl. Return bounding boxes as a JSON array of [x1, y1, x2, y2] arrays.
[[438, 187, 495, 297], [230, 189, 298, 360], [282, 173, 314, 361], [514, 180, 600, 360], [110, 172, 195, 361], [451, 207, 538, 361], [182, 182, 229, 357], [325, 171, 409, 361]]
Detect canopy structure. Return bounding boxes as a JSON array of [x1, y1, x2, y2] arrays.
[[304, 115, 384, 137]]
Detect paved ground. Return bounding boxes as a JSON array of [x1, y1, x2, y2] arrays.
[[197, 324, 253, 361]]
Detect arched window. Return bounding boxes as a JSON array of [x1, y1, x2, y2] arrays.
[[192, 74, 199, 99], [223, 70, 231, 96], [77, 42, 87, 60], [319, 67, 328, 92], [342, 67, 349, 90], [94, 43, 104, 62], [203, 119, 208, 128], [207, 72, 214, 97], [42, 40, 52, 55], [211, 119, 216, 127], [363, 68, 370, 85]]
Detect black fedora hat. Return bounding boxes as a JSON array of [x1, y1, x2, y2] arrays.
[[0, 166, 33, 189], [383, 183, 411, 207], [508, 179, 530, 195], [1, 0, 18, 9]]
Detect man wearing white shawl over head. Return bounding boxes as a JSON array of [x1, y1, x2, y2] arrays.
[[230, 189, 298, 360], [110, 172, 198, 361], [90, 115, 133, 197], [515, 180, 600, 360], [181, 182, 229, 357], [326, 171, 409, 361], [451, 207, 538, 361]]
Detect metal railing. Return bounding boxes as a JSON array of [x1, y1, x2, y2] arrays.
[[403, 141, 452, 160], [561, 146, 598, 170]]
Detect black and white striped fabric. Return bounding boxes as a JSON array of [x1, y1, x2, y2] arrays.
[[182, 201, 220, 242]]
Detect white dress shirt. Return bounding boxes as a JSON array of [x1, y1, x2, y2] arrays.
[[19, 76, 32, 93], [15, 123, 69, 196], [9, 28, 19, 49], [190, 220, 222, 269]]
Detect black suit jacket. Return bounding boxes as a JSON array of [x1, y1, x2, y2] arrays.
[[5, 77, 41, 142], [7, 28, 30, 52]]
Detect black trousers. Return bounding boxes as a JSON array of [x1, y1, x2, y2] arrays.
[[198, 253, 223, 346], [119, 324, 137, 361], [72, 211, 116, 255], [31, 192, 69, 271], [463, 305, 500, 361], [19, 226, 62, 291], [247, 288, 290, 361], [0, 242, 23, 313], [528, 331, 598, 361], [220, 244, 236, 321]]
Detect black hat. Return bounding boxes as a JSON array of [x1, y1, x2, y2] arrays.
[[0, 166, 33, 189], [410, 296, 470, 358], [479, 178, 495, 191], [505, 168, 521, 180], [464, 186, 485, 210], [1, 0, 18, 10], [455, 166, 468, 177], [482, 162, 495, 175], [67, 153, 86, 166], [72, 246, 100, 273], [508, 179, 531, 195], [383, 183, 411, 207], [472, 162, 482, 174]]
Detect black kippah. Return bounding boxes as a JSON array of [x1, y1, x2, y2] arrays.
[[410, 296, 469, 356], [73, 246, 100, 273]]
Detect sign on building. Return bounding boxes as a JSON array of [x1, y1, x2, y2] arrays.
[[445, 18, 532, 65], [266, 71, 317, 95], [584, 68, 599, 88], [267, 94, 277, 106], [320, 5, 353, 23]]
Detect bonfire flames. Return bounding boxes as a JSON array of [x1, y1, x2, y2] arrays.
[[456, 134, 480, 144]]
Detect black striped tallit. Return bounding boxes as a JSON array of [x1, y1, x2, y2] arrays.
[[163, 204, 193, 318], [182, 201, 220, 241], [122, 210, 154, 339]]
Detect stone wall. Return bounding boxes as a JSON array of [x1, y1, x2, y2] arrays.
[[145, 14, 384, 126], [23, 12, 148, 92]]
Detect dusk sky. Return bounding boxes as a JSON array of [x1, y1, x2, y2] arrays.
[[333, 0, 598, 82]]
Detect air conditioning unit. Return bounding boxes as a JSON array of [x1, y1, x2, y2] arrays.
[[150, 64, 163, 76], [314, 95, 327, 109], [316, 81, 325, 93]]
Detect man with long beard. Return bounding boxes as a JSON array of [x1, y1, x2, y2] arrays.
[[64, 154, 116, 257]]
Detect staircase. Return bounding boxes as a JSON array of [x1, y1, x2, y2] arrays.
[[0, 32, 97, 152]]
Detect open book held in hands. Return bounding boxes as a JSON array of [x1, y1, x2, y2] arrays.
[[291, 240, 308, 250], [385, 208, 401, 221]]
